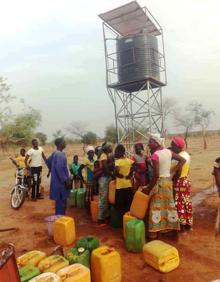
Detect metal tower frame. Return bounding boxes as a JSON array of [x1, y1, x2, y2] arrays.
[[99, 1, 167, 150]]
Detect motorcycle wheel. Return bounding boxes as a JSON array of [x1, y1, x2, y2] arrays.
[[10, 186, 26, 209]]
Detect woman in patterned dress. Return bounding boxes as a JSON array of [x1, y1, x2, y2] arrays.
[[171, 136, 193, 231], [144, 133, 185, 239]]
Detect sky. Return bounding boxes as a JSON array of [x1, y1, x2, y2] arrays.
[[0, 0, 220, 139]]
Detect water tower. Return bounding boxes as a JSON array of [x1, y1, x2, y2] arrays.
[[99, 1, 167, 150]]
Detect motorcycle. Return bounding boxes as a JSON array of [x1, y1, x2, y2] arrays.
[[10, 168, 32, 209]]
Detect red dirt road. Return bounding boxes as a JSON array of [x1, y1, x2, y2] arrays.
[[0, 138, 220, 282], [0, 166, 220, 281]]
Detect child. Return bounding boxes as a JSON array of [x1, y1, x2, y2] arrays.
[[10, 148, 26, 169], [114, 144, 134, 217], [132, 143, 147, 190], [69, 155, 82, 188]]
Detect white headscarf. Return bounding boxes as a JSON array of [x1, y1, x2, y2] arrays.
[[86, 145, 95, 153], [149, 133, 165, 147]]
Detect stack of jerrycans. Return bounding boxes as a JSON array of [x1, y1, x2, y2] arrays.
[[124, 190, 148, 252], [17, 250, 47, 282], [17, 251, 46, 268], [91, 246, 121, 282], [123, 212, 136, 239], [19, 265, 40, 282], [38, 255, 69, 273]]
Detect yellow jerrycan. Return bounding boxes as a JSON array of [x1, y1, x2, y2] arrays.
[[17, 250, 47, 267], [57, 263, 91, 282], [91, 246, 121, 282], [130, 190, 150, 219], [90, 200, 98, 222], [123, 212, 136, 239], [38, 255, 69, 273], [53, 216, 76, 246], [108, 180, 116, 204], [143, 240, 180, 273], [29, 272, 61, 281]]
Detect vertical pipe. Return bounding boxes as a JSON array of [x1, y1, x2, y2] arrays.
[[147, 80, 152, 132], [161, 29, 167, 85], [102, 23, 109, 86], [114, 90, 119, 143], [159, 87, 164, 135], [130, 92, 135, 147]]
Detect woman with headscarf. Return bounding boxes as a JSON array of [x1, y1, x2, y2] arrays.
[[97, 142, 114, 227], [78, 146, 96, 212], [78, 146, 96, 185], [171, 136, 193, 231], [144, 133, 185, 238], [132, 143, 147, 189]]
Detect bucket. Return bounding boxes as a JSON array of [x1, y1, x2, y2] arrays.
[[45, 215, 62, 237]]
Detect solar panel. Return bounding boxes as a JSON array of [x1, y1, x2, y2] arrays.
[[99, 1, 161, 36]]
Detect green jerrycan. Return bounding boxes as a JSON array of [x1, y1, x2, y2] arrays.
[[125, 219, 145, 252], [76, 188, 86, 208], [76, 236, 100, 252], [65, 247, 90, 268]]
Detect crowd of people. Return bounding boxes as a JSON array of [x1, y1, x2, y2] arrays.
[[10, 133, 193, 239]]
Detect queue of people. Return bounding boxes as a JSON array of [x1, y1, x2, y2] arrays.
[[10, 133, 193, 238], [66, 133, 193, 236]]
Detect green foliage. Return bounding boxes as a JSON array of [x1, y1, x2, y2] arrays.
[[35, 132, 47, 145], [81, 131, 97, 145], [1, 108, 41, 145], [105, 125, 117, 143], [0, 77, 15, 126], [53, 130, 65, 140], [104, 124, 123, 143]]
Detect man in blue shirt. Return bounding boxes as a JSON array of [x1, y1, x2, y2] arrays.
[[46, 138, 69, 215]]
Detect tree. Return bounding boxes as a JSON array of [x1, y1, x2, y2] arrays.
[[105, 124, 124, 143], [81, 131, 97, 145], [67, 121, 87, 139], [189, 102, 215, 149], [35, 132, 47, 145], [0, 77, 15, 126], [162, 97, 178, 135], [175, 113, 194, 147], [1, 108, 41, 145], [53, 130, 65, 140]]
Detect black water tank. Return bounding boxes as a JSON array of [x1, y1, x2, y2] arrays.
[[117, 33, 160, 83]]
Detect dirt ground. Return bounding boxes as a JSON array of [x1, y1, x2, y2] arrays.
[[1, 136, 220, 282]]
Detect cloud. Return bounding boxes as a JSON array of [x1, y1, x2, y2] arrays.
[[0, 0, 220, 138]]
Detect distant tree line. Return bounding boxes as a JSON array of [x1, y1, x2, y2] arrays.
[[0, 76, 216, 150]]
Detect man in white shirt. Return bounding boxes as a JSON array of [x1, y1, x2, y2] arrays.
[[25, 139, 47, 201]]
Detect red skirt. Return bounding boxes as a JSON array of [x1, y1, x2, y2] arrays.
[[174, 177, 193, 226]]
